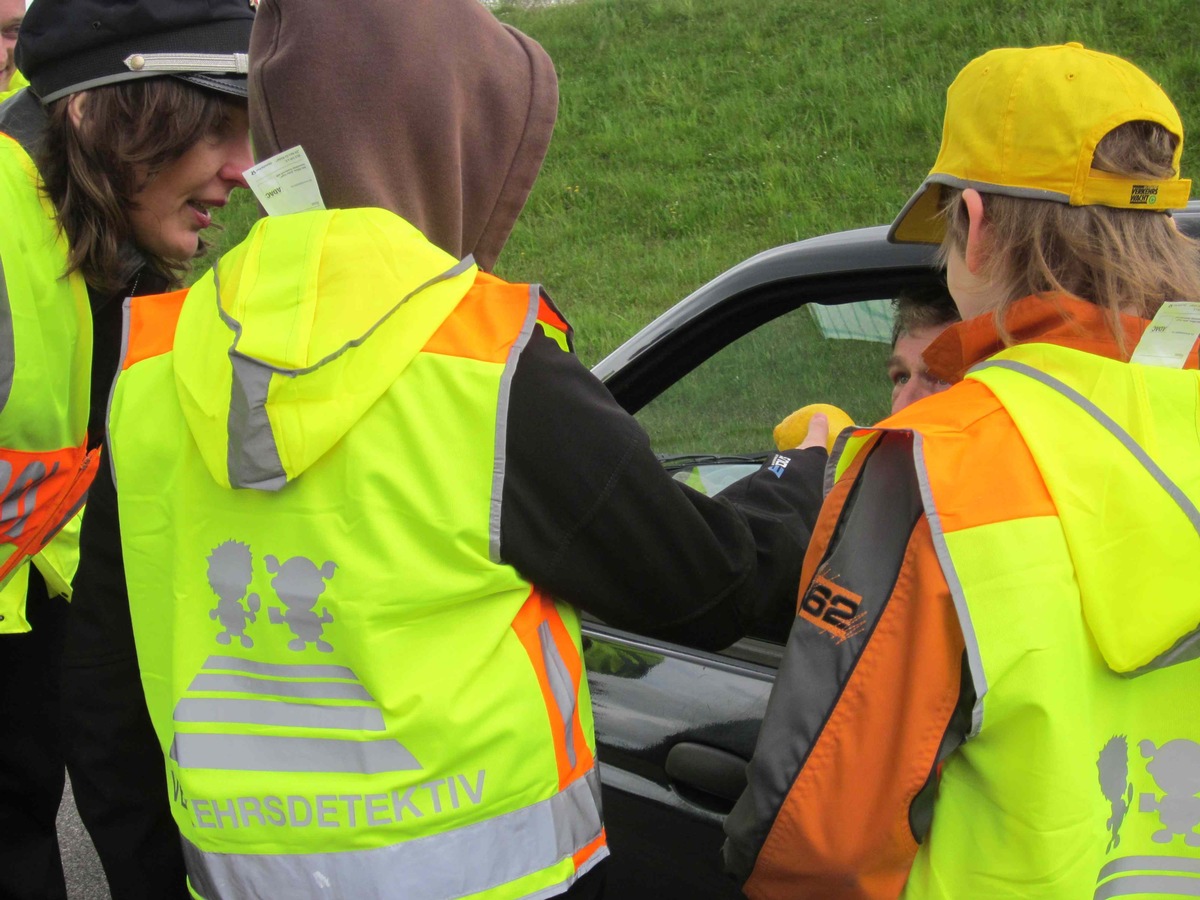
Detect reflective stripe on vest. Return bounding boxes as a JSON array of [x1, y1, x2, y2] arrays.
[[827, 343, 1200, 898], [0, 133, 95, 627], [111, 231, 605, 899], [180, 769, 605, 900], [210, 254, 476, 492], [972, 356, 1200, 675]]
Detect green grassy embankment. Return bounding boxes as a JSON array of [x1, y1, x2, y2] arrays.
[[206, 0, 1200, 366]]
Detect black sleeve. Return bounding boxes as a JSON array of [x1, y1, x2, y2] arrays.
[[65, 285, 133, 663], [500, 327, 827, 650], [65, 278, 157, 660]]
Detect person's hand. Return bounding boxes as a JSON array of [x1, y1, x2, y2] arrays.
[[773, 403, 855, 453], [796, 413, 829, 451]]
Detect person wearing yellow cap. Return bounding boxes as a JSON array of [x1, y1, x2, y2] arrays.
[[724, 43, 1200, 898]]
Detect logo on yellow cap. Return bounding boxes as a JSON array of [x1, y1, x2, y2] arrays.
[[1130, 186, 1159, 205]]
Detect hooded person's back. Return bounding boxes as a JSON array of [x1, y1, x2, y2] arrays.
[[248, 0, 557, 272], [167, 0, 561, 492], [105, 3, 620, 897], [107, 2, 827, 897]]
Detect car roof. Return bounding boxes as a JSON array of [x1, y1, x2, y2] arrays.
[[594, 201, 1200, 412]]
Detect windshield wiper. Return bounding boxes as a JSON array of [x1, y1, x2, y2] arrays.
[[656, 452, 772, 467]]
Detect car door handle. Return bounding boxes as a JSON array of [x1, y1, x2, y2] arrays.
[[665, 742, 749, 806]]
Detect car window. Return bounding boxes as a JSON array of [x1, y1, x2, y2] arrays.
[[624, 297, 897, 655], [636, 298, 895, 463]]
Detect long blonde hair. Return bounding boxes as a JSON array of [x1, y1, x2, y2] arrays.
[[938, 121, 1200, 346]]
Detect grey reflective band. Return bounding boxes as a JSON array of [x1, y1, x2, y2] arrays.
[[971, 360, 1200, 537], [0, 459, 54, 539], [170, 733, 421, 774], [227, 356, 287, 491], [202, 655, 358, 680], [110, 297, 135, 492], [824, 426, 855, 498], [174, 698, 385, 732], [182, 769, 606, 900], [1099, 856, 1200, 880], [210, 255, 477, 492], [912, 432, 988, 736], [490, 284, 541, 562], [1094, 874, 1200, 899], [188, 673, 372, 701], [0, 254, 15, 414], [123, 52, 249, 74], [538, 620, 577, 769]]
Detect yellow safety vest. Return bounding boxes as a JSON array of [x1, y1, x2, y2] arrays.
[[836, 342, 1200, 898], [0, 71, 30, 106], [0, 132, 95, 631], [109, 209, 606, 900]]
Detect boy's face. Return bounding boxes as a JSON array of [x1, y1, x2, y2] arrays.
[[888, 324, 953, 414]]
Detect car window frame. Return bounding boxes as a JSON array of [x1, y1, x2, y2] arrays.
[[592, 261, 945, 665]]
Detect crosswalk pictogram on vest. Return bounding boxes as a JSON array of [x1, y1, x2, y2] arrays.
[[171, 654, 423, 774], [179, 542, 419, 775]]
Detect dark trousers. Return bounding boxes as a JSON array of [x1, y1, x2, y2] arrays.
[[0, 573, 69, 900], [60, 463, 190, 900]]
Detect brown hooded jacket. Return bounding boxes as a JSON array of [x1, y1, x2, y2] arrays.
[[248, 0, 557, 272]]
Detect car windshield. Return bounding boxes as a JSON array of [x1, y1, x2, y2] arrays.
[[636, 298, 895, 467]]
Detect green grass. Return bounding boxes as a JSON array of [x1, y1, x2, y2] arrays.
[[203, 0, 1200, 373]]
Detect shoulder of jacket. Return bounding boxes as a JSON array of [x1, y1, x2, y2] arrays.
[[884, 379, 1012, 438]]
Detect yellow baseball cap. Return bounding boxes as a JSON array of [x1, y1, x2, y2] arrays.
[[888, 43, 1191, 244]]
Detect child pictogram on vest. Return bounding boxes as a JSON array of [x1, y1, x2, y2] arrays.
[[206, 541, 261, 648], [205, 543, 337, 653], [1139, 739, 1200, 847], [265, 555, 337, 652], [1097, 735, 1200, 851], [1097, 736, 1134, 852]]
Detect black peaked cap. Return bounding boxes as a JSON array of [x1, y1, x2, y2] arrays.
[[16, 0, 255, 104]]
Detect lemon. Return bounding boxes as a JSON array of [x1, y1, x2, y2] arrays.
[[773, 403, 855, 453]]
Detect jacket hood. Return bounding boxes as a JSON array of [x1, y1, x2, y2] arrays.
[[173, 208, 477, 491], [247, 0, 557, 273], [971, 343, 1200, 677]]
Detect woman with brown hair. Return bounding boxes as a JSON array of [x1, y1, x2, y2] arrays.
[[726, 44, 1200, 898], [0, 2, 253, 897]]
